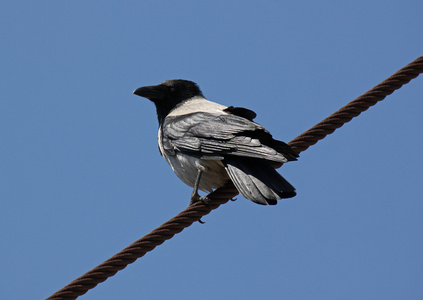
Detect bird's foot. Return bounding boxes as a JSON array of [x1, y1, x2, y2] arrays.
[[230, 197, 237, 202], [190, 194, 211, 206], [190, 194, 211, 224]]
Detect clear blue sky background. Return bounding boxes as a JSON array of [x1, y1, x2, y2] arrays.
[[1, 1, 422, 299]]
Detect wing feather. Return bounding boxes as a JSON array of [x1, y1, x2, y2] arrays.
[[161, 112, 298, 163]]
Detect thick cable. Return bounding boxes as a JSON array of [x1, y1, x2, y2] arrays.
[[46, 55, 423, 300], [288, 56, 423, 153]]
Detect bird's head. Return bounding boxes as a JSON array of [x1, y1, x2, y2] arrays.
[[133, 79, 204, 123]]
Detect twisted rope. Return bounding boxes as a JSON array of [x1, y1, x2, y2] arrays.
[[46, 55, 423, 300], [288, 56, 423, 153]]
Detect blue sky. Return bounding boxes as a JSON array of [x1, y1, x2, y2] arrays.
[[1, 1, 422, 299]]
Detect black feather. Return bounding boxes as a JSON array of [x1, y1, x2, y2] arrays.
[[224, 106, 257, 121]]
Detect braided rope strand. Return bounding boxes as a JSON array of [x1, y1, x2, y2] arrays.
[[288, 57, 423, 153]]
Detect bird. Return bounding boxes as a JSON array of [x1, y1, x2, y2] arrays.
[[133, 79, 298, 206]]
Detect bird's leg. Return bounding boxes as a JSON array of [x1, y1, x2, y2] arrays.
[[190, 167, 210, 206]]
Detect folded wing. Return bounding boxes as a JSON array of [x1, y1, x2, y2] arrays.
[[162, 112, 298, 163]]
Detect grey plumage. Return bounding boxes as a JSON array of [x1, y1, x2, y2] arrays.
[[133, 79, 298, 205]]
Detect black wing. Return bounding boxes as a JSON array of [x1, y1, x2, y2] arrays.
[[161, 111, 298, 163]]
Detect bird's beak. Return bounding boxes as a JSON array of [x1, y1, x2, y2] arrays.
[[133, 85, 166, 101]]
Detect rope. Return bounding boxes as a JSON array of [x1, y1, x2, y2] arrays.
[[46, 55, 423, 300], [288, 56, 423, 153]]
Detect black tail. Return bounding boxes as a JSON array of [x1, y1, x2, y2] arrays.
[[223, 157, 296, 205]]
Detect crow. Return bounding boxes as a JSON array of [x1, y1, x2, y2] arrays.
[[133, 79, 298, 205]]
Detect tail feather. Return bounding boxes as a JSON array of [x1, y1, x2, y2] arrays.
[[224, 157, 296, 205]]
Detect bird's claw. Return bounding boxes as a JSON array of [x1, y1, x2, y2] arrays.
[[199, 196, 211, 205], [190, 195, 211, 224], [190, 194, 211, 206]]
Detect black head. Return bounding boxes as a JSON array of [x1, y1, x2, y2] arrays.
[[133, 79, 204, 123]]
